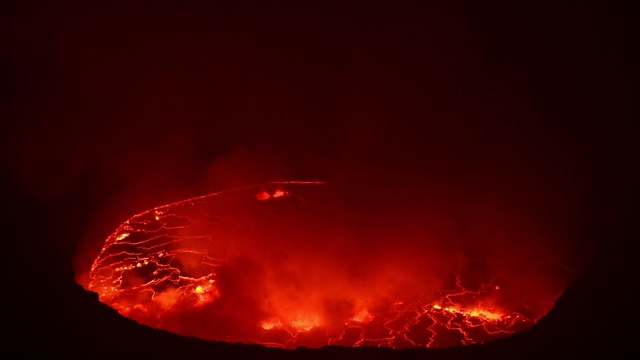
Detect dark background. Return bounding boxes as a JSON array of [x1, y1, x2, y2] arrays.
[[2, 1, 636, 359]]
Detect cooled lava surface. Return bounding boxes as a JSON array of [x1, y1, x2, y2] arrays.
[[88, 181, 564, 349]]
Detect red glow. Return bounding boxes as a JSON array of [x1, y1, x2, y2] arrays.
[[87, 181, 565, 349]]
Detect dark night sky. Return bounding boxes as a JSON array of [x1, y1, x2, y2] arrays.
[[2, 1, 637, 358]]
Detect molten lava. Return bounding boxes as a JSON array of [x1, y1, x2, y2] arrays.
[[87, 181, 564, 349]]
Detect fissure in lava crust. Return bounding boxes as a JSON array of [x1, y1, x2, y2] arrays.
[[88, 181, 563, 349]]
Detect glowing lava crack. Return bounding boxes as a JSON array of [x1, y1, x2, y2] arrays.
[[88, 181, 563, 349]]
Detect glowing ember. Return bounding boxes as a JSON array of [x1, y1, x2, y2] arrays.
[[88, 181, 564, 349]]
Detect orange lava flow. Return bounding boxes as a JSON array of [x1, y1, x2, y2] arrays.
[[87, 181, 563, 349]]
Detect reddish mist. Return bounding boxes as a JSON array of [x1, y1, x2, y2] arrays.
[[85, 181, 568, 349]]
